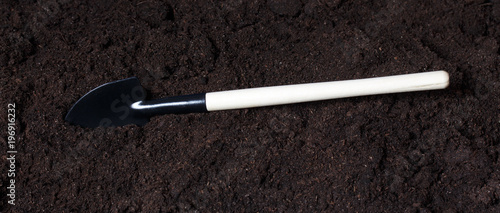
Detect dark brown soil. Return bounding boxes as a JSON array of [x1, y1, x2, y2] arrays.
[[1, 0, 500, 212]]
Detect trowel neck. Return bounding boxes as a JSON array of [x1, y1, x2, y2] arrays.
[[131, 93, 208, 116]]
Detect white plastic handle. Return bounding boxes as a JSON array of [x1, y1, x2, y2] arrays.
[[205, 71, 449, 111]]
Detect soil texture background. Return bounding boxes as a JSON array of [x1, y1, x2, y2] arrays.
[[1, 0, 500, 212]]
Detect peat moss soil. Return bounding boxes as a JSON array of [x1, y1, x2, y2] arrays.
[[1, 0, 499, 212]]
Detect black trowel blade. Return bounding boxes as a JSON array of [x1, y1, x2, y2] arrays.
[[65, 77, 149, 128]]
